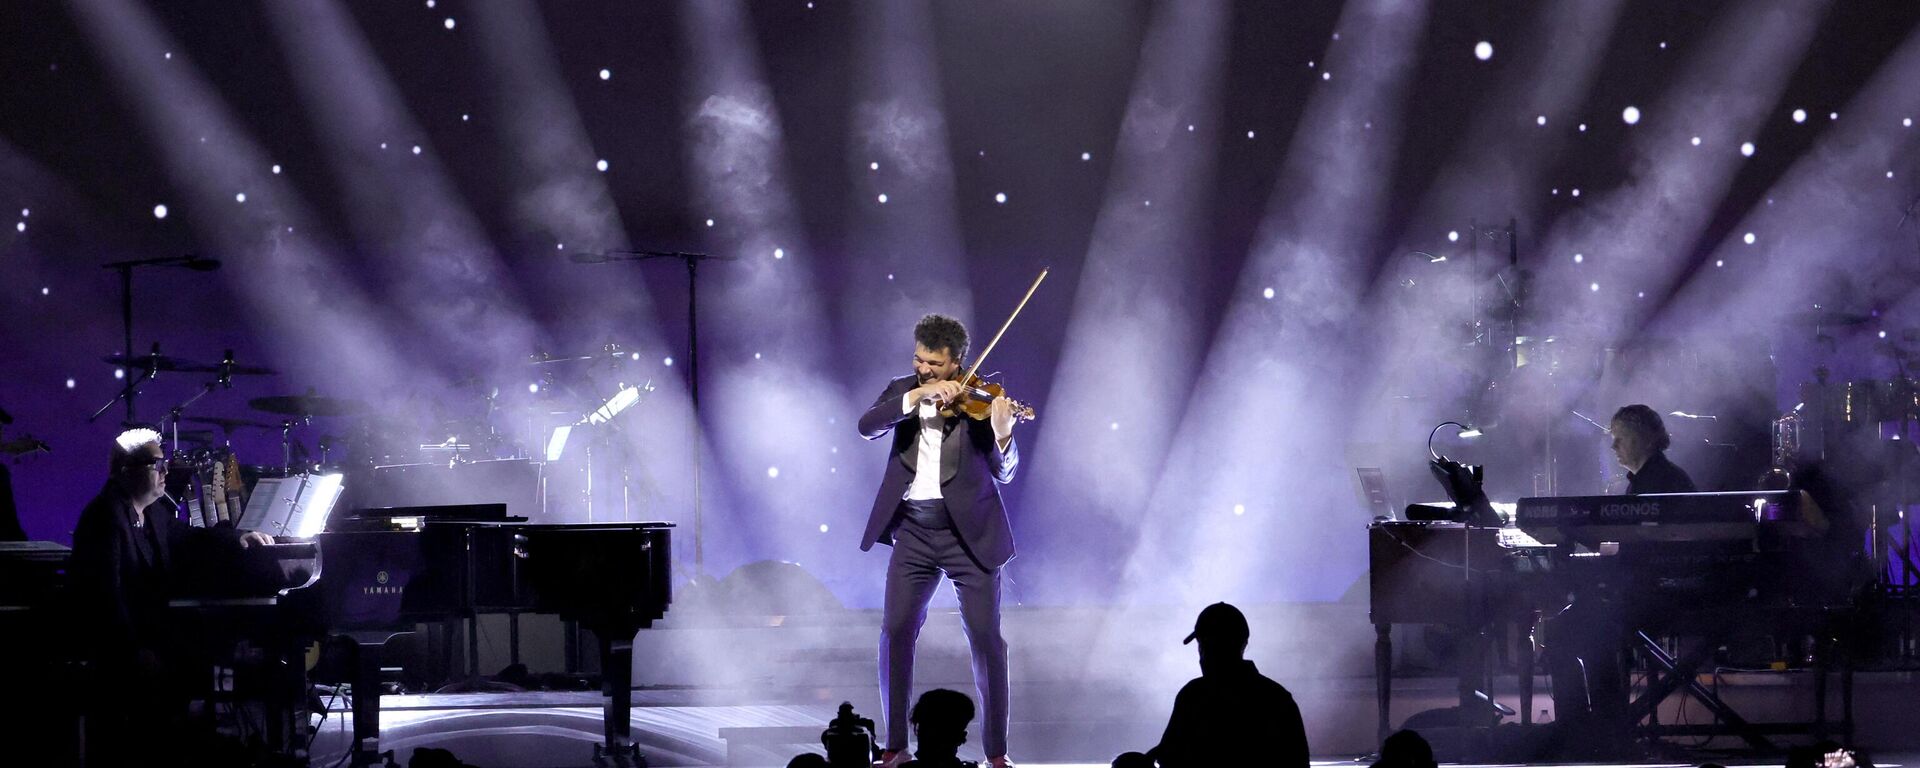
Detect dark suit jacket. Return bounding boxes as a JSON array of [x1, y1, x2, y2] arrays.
[[69, 484, 241, 668], [1627, 451, 1696, 494], [857, 374, 1019, 569]]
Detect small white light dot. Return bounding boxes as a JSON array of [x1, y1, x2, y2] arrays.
[[1637, 291, 1646, 299], [271, 164, 282, 174], [1143, 200, 1151, 207], [1080, 152, 1091, 161], [1573, 253, 1584, 263], [443, 17, 456, 29], [877, 193, 888, 204], [1589, 282, 1600, 292], [1741, 142, 1756, 157], [114, 369, 124, 380], [1578, 123, 1587, 132], [1321, 72, 1331, 81], [1536, 115, 1547, 126], [164, 52, 172, 60], [596, 159, 609, 172], [153, 204, 168, 219], [869, 161, 879, 171], [1246, 130, 1256, 139], [886, 273, 894, 281], [1791, 109, 1807, 124], [556, 243, 565, 250], [1186, 124, 1195, 132], [426, 0, 435, 6], [528, 383, 540, 394], [819, 524, 829, 533], [773, 247, 785, 259], [754, 352, 762, 360], [1743, 232, 1756, 244], [380, 142, 388, 150], [994, 192, 1007, 204], [766, 466, 779, 479], [1571, 188, 1581, 197], [1474, 41, 1493, 61], [1109, 422, 1120, 431], [1262, 287, 1275, 300], [1658, 41, 1668, 49], [65, 378, 76, 390], [19, 209, 27, 217], [1622, 106, 1641, 125], [663, 357, 674, 366], [1829, 112, 1839, 121], [599, 68, 611, 80], [1715, 260, 1725, 268], [40, 286, 50, 296], [461, 113, 470, 122], [1233, 504, 1246, 516], [1307, 61, 1315, 69], [14, 222, 23, 232], [1880, 331, 1889, 339], [630, 352, 639, 360], [705, 218, 715, 227], [1447, 230, 1459, 242], [411, 145, 422, 155], [1690, 136, 1701, 146], [1551, 188, 1559, 195], [1905, 118, 1913, 128]]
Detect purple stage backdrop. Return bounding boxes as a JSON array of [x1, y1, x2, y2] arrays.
[[3, 1, 1919, 608]]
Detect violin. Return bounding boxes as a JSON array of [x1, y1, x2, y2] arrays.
[[938, 372, 1037, 422], [935, 268, 1048, 423]]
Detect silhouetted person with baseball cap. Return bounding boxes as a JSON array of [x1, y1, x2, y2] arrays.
[[1148, 602, 1309, 768]]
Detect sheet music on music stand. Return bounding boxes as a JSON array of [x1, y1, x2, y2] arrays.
[[238, 473, 345, 538]]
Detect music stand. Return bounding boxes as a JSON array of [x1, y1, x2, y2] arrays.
[[237, 473, 345, 539]]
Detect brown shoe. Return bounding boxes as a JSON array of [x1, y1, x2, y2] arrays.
[[988, 757, 1015, 768]]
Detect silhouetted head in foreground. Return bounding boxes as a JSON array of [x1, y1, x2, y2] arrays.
[[1183, 602, 1250, 676], [910, 688, 975, 762]]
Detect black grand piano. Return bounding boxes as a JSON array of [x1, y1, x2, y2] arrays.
[[272, 504, 675, 765]]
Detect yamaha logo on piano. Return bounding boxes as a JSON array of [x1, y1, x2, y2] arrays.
[[364, 569, 403, 596]]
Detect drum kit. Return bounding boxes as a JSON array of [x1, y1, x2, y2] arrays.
[[92, 342, 659, 526]]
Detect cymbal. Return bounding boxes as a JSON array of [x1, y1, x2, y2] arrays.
[[248, 394, 367, 417], [184, 415, 283, 431], [1781, 309, 1871, 327]]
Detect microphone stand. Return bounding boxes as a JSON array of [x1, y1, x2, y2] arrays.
[[574, 248, 735, 580]]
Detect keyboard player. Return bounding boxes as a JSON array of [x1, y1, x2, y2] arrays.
[[1541, 405, 1695, 751], [68, 428, 274, 763], [1611, 404, 1696, 495]]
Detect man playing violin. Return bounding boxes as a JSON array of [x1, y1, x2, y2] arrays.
[[857, 313, 1020, 768]]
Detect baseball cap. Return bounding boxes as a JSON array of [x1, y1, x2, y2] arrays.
[[1182, 602, 1249, 645]]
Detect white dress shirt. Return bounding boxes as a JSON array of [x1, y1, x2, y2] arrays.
[[902, 394, 944, 500]]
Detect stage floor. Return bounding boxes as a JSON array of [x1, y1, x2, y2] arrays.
[[301, 681, 1920, 768]]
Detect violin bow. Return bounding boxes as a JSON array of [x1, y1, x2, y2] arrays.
[[961, 267, 1049, 387]]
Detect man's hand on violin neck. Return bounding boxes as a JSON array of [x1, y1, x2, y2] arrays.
[[990, 397, 1016, 439]]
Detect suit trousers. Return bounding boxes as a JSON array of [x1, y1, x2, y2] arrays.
[[878, 505, 1009, 757]]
